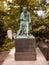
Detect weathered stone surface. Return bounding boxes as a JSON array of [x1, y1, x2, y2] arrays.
[[15, 38, 36, 60]]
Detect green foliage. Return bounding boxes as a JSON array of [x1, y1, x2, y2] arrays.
[[0, 0, 49, 51], [2, 41, 15, 51], [0, 21, 6, 47], [0, 38, 15, 51], [31, 17, 49, 38], [15, 0, 28, 6]]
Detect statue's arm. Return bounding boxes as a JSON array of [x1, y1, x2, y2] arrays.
[[29, 13, 31, 23], [20, 13, 23, 21]]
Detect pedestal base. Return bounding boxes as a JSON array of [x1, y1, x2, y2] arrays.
[[15, 36, 36, 60]]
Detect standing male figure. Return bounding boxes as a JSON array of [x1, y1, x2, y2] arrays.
[[17, 7, 31, 37]]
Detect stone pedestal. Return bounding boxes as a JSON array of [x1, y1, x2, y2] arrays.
[[15, 35, 36, 60]]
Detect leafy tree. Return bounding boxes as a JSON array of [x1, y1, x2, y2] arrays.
[[0, 0, 49, 41], [0, 21, 6, 47]]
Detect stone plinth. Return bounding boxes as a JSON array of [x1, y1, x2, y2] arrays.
[[15, 35, 36, 60]]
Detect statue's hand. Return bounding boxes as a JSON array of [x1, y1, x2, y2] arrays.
[[20, 21, 24, 25]]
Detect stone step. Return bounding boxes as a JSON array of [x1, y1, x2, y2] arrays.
[[16, 48, 35, 52], [15, 51, 36, 60]]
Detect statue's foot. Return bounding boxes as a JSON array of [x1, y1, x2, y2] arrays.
[[26, 34, 29, 38]]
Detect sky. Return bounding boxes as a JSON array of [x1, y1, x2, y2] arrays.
[[46, 0, 49, 3], [7, 0, 12, 2], [36, 0, 49, 3]]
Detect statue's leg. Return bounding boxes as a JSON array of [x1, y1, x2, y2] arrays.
[[26, 22, 29, 37], [16, 29, 20, 36], [16, 23, 22, 36]]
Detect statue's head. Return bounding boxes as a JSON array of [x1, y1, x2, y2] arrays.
[[23, 7, 27, 13]]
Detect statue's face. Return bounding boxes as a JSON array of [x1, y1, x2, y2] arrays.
[[23, 7, 27, 13]]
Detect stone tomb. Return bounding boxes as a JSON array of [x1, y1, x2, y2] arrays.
[[15, 35, 36, 60]]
